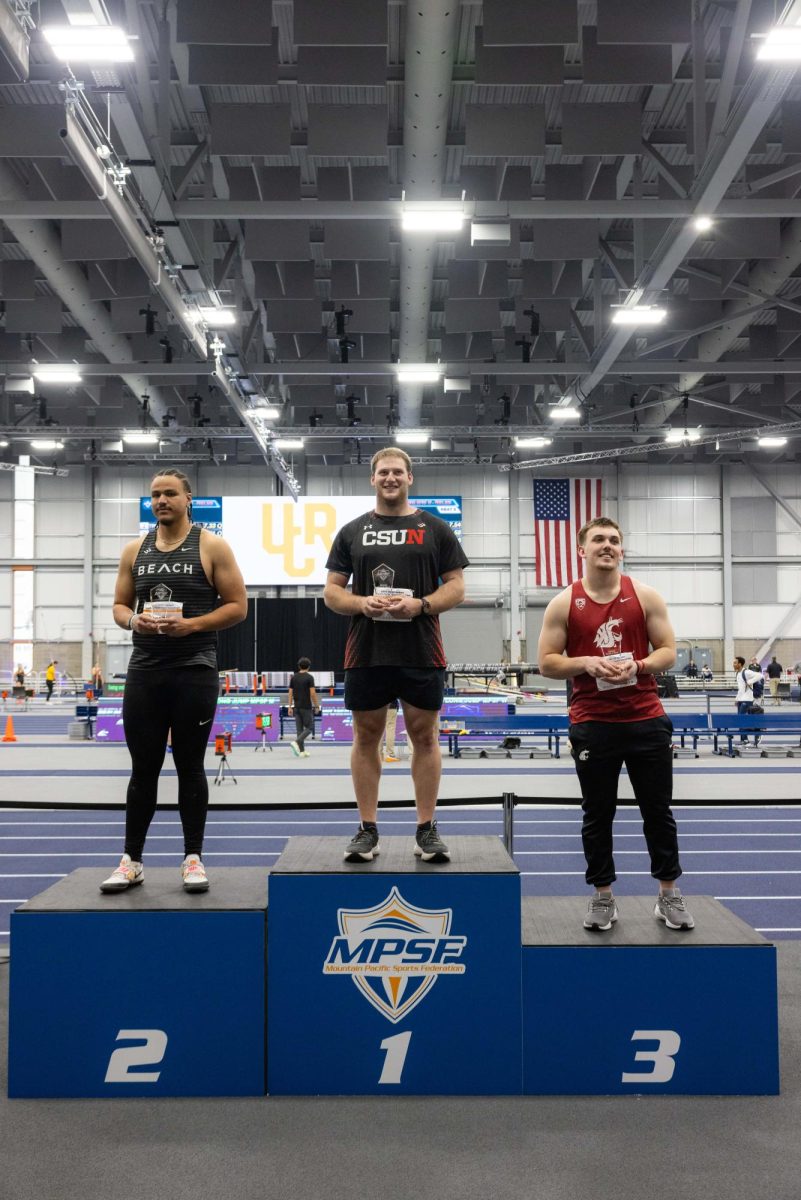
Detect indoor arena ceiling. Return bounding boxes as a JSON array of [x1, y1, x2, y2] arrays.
[[3, 0, 801, 481]]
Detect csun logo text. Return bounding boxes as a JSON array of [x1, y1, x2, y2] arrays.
[[362, 529, 426, 546]]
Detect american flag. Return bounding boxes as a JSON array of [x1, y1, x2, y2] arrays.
[[534, 478, 603, 588]]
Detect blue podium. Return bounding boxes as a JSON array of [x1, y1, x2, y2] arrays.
[[267, 836, 522, 1094], [8, 869, 267, 1098], [522, 896, 779, 1095]]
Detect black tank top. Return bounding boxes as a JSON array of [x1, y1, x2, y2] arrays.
[[129, 525, 218, 670]]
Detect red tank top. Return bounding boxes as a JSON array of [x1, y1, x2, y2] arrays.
[[566, 575, 665, 723]]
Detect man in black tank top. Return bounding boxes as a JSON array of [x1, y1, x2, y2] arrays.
[[100, 470, 247, 895]]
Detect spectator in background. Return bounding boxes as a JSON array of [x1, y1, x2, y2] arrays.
[[288, 657, 319, 759], [45, 660, 58, 702], [14, 664, 25, 688], [748, 655, 762, 673], [767, 656, 783, 706], [700, 664, 713, 683], [684, 660, 699, 678], [91, 663, 104, 698], [384, 698, 400, 763], [733, 656, 763, 744]]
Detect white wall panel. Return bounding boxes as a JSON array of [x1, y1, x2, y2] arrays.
[[778, 568, 801, 604], [35, 573, 84, 607], [733, 605, 787, 638], [0, 472, 13, 557], [635, 568, 722, 603], [440, 607, 506, 663], [0, 562, 10, 642], [626, 533, 721, 556], [776, 530, 801, 557], [36, 606, 84, 641], [671, 608, 723, 639]]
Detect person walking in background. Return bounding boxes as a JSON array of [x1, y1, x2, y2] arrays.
[[733, 656, 763, 744], [767, 656, 783, 706], [288, 657, 319, 758], [44, 660, 58, 702]]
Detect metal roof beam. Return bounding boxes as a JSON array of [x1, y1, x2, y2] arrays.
[[559, 18, 801, 413], [8, 360, 801, 378], [397, 0, 461, 426]]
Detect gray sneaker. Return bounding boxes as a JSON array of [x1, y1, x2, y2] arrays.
[[654, 888, 695, 930], [584, 893, 618, 931], [414, 821, 450, 863], [344, 825, 380, 862]]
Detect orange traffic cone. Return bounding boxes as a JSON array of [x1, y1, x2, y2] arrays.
[[2, 715, 17, 742]]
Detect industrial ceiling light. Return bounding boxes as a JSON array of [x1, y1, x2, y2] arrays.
[[665, 427, 701, 443], [123, 431, 159, 444], [30, 439, 64, 450], [396, 366, 441, 383], [401, 209, 464, 233], [515, 437, 553, 447], [549, 406, 581, 421], [274, 439, 305, 450], [757, 436, 788, 447], [471, 221, 511, 246], [4, 377, 35, 395], [42, 24, 134, 63], [395, 431, 429, 445], [611, 306, 667, 326], [756, 26, 801, 61], [197, 307, 237, 327], [693, 216, 714, 232], [32, 366, 82, 384]]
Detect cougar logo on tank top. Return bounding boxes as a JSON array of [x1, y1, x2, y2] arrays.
[[566, 576, 665, 724], [594, 618, 623, 652]]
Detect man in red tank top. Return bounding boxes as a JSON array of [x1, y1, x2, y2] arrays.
[[537, 516, 694, 932]]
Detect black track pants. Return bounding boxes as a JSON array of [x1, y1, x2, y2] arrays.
[[294, 708, 314, 747], [568, 715, 682, 888], [122, 666, 219, 861]]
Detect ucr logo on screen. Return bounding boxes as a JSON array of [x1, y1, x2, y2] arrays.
[[262, 501, 338, 578], [323, 887, 467, 1023]]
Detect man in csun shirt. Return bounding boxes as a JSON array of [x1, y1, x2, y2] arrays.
[[324, 448, 468, 864], [537, 516, 694, 932]]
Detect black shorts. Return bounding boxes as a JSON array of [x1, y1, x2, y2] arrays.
[[344, 667, 447, 713]]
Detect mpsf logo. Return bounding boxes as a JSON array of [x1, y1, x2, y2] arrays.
[[323, 887, 467, 1023]]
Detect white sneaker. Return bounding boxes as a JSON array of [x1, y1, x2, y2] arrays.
[[290, 740, 301, 757], [181, 854, 209, 892], [99, 854, 143, 893]]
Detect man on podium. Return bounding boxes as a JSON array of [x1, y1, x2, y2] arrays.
[[324, 447, 468, 863], [537, 516, 694, 932]]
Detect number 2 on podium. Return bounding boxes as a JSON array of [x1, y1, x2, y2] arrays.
[[379, 1031, 412, 1084]]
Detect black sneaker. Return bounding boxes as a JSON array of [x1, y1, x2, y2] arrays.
[[414, 821, 450, 863], [344, 825, 380, 862]]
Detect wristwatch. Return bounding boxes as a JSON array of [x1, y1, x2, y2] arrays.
[[420, 597, 432, 616]]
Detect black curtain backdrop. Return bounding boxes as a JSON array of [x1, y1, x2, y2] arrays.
[[217, 598, 349, 674]]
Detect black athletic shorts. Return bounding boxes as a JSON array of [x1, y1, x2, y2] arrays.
[[344, 667, 447, 713]]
